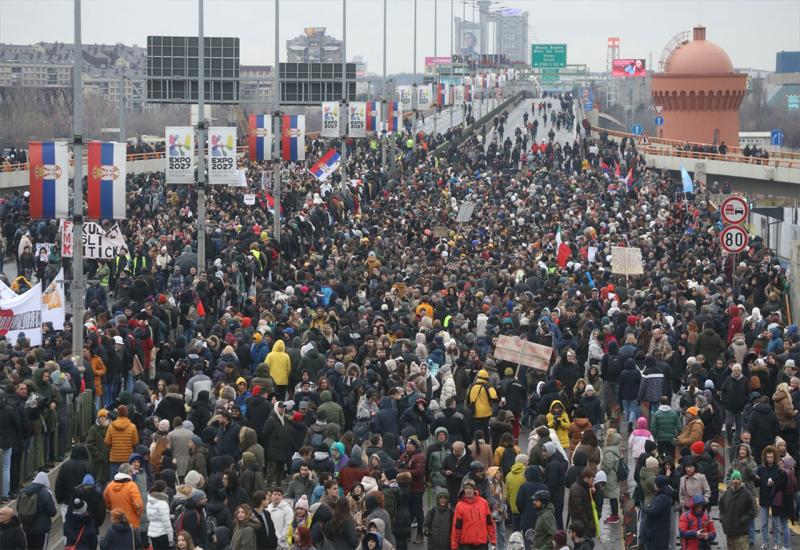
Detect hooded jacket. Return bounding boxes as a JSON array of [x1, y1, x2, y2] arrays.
[[545, 400, 570, 448], [373, 396, 399, 438], [231, 516, 262, 550], [262, 404, 293, 462], [516, 465, 548, 531], [55, 444, 91, 505], [568, 476, 594, 535], [642, 484, 675, 548], [467, 371, 498, 419], [0, 513, 26, 550], [650, 405, 681, 442], [317, 390, 345, 428], [451, 491, 496, 549], [104, 415, 139, 463], [532, 501, 556, 550], [618, 358, 641, 401], [103, 473, 144, 528], [20, 472, 57, 534], [266, 340, 291, 386], [423, 490, 453, 550], [147, 491, 173, 540]]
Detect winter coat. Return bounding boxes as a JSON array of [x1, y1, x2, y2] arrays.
[[719, 485, 756, 537], [773, 389, 796, 429], [642, 485, 675, 550], [317, 390, 345, 428], [650, 405, 682, 442], [397, 449, 426, 493], [423, 495, 453, 550], [637, 362, 664, 403], [532, 502, 557, 550], [505, 462, 526, 515], [676, 418, 704, 450], [100, 522, 141, 550], [678, 508, 716, 550], [467, 380, 498, 419], [545, 400, 570, 448], [103, 473, 144, 528], [426, 438, 450, 488], [373, 396, 399, 438], [104, 416, 139, 463], [55, 445, 91, 505], [755, 462, 786, 506], [0, 514, 27, 550], [720, 374, 748, 413], [231, 517, 261, 550], [85, 422, 110, 483], [601, 432, 623, 499], [451, 494, 496, 548], [20, 472, 57, 535], [694, 328, 725, 365], [267, 499, 294, 547], [147, 492, 173, 541], [618, 359, 641, 401], [678, 473, 710, 509], [63, 511, 98, 550], [747, 403, 780, 458], [579, 394, 603, 427], [217, 420, 242, 460], [285, 473, 316, 501], [442, 450, 473, 502], [568, 477, 594, 533], [266, 340, 291, 386], [516, 465, 548, 531], [262, 408, 294, 463]]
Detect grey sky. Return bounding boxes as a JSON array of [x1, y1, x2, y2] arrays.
[[1, 0, 799, 74]]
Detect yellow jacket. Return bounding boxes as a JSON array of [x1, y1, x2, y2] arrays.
[[546, 400, 571, 448], [467, 380, 497, 419], [266, 339, 291, 386]]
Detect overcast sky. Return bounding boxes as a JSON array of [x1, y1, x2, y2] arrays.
[[1, 0, 799, 74]]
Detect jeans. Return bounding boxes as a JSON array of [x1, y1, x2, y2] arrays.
[[622, 399, 640, 426], [104, 379, 120, 407], [495, 516, 506, 550], [0, 447, 11, 498], [780, 515, 790, 547], [760, 506, 781, 547]]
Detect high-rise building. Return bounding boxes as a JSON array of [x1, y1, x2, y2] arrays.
[[493, 8, 529, 64], [240, 65, 274, 105], [286, 28, 343, 63]]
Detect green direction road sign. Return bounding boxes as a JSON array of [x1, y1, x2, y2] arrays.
[[541, 68, 560, 75], [540, 74, 559, 83], [531, 44, 567, 68]]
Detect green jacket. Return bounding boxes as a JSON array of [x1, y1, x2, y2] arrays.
[[85, 422, 110, 483], [650, 406, 682, 442], [533, 502, 556, 550]]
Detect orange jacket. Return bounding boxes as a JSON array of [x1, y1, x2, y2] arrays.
[[103, 475, 144, 527], [91, 356, 107, 396], [104, 417, 139, 464]]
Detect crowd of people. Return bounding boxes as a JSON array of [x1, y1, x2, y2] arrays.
[[0, 90, 796, 550]]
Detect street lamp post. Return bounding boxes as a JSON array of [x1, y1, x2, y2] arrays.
[[196, 0, 207, 274], [339, 0, 347, 192], [72, 0, 85, 357], [433, 0, 438, 135], [272, 0, 281, 240], [381, 0, 387, 174]]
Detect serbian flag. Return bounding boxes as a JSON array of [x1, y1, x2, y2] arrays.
[[625, 168, 635, 190], [386, 101, 401, 132], [308, 148, 341, 181], [465, 84, 473, 103], [248, 114, 272, 161], [614, 162, 621, 180], [436, 83, 447, 107], [600, 161, 611, 179], [281, 115, 305, 162], [87, 141, 127, 220], [28, 141, 69, 219], [365, 101, 380, 133]]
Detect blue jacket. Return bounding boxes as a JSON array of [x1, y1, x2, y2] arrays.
[[642, 485, 675, 548], [515, 466, 548, 532], [619, 359, 641, 401], [373, 396, 399, 437]]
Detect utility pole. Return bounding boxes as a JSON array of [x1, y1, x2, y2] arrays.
[[118, 75, 126, 142], [72, 0, 85, 357], [196, 0, 206, 273], [449, 0, 454, 129], [272, 0, 281, 239], [412, 0, 418, 149], [381, 0, 387, 174], [339, 0, 347, 192], [433, 0, 438, 134]]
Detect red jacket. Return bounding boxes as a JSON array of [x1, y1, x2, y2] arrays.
[[678, 509, 716, 550], [451, 495, 496, 549]]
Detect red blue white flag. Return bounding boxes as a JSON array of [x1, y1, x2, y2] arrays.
[[87, 141, 127, 220], [365, 102, 380, 133], [281, 115, 305, 162], [248, 114, 272, 161], [386, 101, 401, 132], [465, 84, 473, 103], [28, 141, 68, 219], [308, 148, 341, 182], [436, 83, 448, 107]]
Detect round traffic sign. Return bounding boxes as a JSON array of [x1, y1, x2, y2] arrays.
[[654, 115, 664, 126], [720, 196, 749, 225], [631, 124, 643, 136], [719, 225, 748, 254]]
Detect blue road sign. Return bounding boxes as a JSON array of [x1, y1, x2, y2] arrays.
[[631, 124, 643, 136], [771, 129, 784, 146], [654, 115, 664, 126]]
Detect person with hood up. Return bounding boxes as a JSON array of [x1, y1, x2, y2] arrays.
[[169, 418, 195, 478], [266, 339, 291, 398], [451, 479, 496, 550], [317, 389, 345, 428], [339, 445, 369, 495], [105, 404, 139, 478], [678, 494, 716, 550], [719, 470, 756, 550], [694, 323, 726, 366], [600, 429, 623, 524], [515, 463, 548, 533], [546, 400, 570, 450], [19, 471, 57, 550], [212, 525, 233, 550], [401, 397, 432, 441], [426, 428, 450, 492], [627, 417, 654, 479], [103, 463, 144, 529], [238, 426, 265, 472], [541, 440, 568, 530], [73, 473, 106, 529], [262, 401, 293, 487], [641, 475, 675, 550], [372, 396, 399, 441], [55, 443, 91, 518], [423, 489, 452, 550], [467, 369, 499, 435], [147, 480, 174, 549], [365, 492, 396, 546], [504, 454, 528, 530]]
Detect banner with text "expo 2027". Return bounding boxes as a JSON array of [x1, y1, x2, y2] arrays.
[[208, 127, 238, 184], [165, 126, 195, 184]]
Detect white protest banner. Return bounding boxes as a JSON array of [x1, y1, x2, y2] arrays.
[[61, 220, 129, 260], [0, 279, 16, 300], [456, 201, 475, 222], [398, 86, 414, 110], [34, 243, 55, 258], [348, 102, 367, 138], [207, 126, 238, 184], [165, 126, 195, 183], [417, 84, 433, 110], [0, 283, 42, 346], [493, 335, 552, 371], [321, 102, 341, 138], [230, 169, 248, 188], [243, 194, 256, 206], [611, 246, 644, 275], [42, 268, 65, 330]]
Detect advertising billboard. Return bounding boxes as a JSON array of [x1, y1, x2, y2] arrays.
[[461, 27, 481, 59], [612, 58, 647, 77]]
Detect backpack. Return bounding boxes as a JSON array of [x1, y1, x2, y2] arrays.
[[616, 456, 629, 481], [17, 491, 38, 524], [310, 431, 325, 451], [605, 355, 623, 380], [499, 446, 517, 476], [205, 510, 218, 539]]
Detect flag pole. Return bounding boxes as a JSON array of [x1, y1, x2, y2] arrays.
[[273, 0, 281, 240], [72, 0, 85, 357]]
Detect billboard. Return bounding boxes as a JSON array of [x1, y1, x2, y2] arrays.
[[461, 27, 481, 59], [612, 58, 647, 77], [425, 56, 451, 67]]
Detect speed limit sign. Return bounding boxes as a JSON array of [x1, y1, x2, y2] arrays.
[[720, 225, 748, 254]]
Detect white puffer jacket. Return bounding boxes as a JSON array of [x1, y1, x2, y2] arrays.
[[147, 492, 173, 541]]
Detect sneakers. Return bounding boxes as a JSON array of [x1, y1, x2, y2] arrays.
[[413, 535, 424, 544], [603, 515, 620, 524]]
